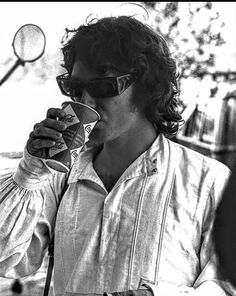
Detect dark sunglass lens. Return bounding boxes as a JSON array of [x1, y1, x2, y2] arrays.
[[89, 80, 117, 98], [59, 80, 71, 96], [71, 82, 83, 98], [60, 80, 83, 98]]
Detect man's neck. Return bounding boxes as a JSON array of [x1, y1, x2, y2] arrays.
[[93, 121, 157, 192]]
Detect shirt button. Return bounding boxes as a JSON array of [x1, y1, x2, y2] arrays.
[[152, 168, 157, 173], [103, 212, 110, 219], [153, 159, 157, 163]]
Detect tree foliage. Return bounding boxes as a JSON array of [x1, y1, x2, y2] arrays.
[[143, 2, 226, 79]]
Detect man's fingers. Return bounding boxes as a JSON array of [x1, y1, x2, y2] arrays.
[[33, 118, 67, 134], [29, 138, 56, 150], [46, 107, 66, 119], [33, 125, 63, 140], [27, 107, 67, 158]]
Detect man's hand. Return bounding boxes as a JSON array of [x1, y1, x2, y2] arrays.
[[27, 107, 67, 158]]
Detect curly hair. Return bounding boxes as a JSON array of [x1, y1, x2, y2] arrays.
[[60, 15, 183, 137]]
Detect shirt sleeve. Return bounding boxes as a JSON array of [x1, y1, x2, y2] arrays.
[[141, 161, 233, 296], [191, 161, 232, 295], [0, 147, 67, 278]]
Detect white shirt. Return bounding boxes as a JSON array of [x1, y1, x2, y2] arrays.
[[0, 134, 233, 296]]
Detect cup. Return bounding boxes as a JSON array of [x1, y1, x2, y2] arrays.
[[45, 101, 100, 173]]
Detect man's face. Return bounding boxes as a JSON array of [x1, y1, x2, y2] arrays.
[[70, 58, 146, 146]]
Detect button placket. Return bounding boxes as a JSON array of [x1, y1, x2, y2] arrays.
[[99, 201, 111, 263]]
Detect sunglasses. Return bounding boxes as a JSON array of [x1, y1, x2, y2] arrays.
[[56, 72, 137, 100]]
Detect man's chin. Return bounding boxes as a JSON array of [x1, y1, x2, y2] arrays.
[[88, 131, 105, 146]]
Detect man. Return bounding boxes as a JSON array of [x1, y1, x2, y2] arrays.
[[0, 16, 232, 296]]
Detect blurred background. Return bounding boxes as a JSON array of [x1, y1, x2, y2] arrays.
[[0, 1, 235, 295]]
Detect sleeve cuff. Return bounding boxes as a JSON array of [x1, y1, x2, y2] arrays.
[[13, 145, 53, 189]]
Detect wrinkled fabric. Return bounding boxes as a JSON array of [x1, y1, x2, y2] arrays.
[[0, 134, 232, 296], [105, 288, 153, 296]]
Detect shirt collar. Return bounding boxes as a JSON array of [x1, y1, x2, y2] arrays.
[[68, 134, 168, 185]]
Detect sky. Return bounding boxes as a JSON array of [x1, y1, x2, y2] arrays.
[[0, 2, 148, 56], [0, 1, 141, 153], [0, 2, 235, 153], [0, 2, 234, 55]]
